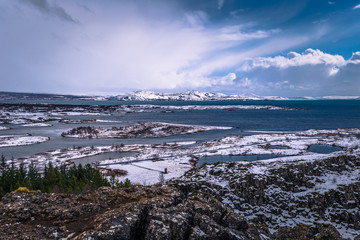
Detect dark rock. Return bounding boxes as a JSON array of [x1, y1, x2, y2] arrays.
[[171, 155, 360, 239], [0, 186, 265, 240], [273, 223, 344, 240]]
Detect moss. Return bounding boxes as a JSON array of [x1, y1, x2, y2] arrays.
[[12, 187, 41, 194], [192, 195, 200, 200], [315, 234, 322, 240], [253, 222, 268, 228]]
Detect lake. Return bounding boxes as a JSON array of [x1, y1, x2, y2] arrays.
[[0, 100, 359, 161]]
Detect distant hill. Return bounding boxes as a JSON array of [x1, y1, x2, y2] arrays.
[[110, 90, 289, 101], [0, 92, 105, 101], [0, 91, 358, 101]]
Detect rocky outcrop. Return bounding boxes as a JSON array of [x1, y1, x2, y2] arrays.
[[61, 122, 226, 139], [2, 155, 360, 239], [0, 186, 267, 240], [172, 155, 360, 239], [272, 223, 344, 240]]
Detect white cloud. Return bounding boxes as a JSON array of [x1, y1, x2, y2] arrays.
[[349, 51, 360, 62], [216, 25, 269, 41], [240, 49, 360, 96], [241, 48, 346, 71], [329, 66, 339, 76], [353, 4, 360, 9], [0, 0, 336, 95], [10, 1, 281, 93], [211, 73, 236, 85]]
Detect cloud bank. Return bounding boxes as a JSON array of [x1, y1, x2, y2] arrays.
[[2, 0, 289, 94], [240, 49, 360, 96], [1, 0, 360, 96]]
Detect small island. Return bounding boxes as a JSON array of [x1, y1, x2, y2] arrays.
[[61, 122, 231, 139]]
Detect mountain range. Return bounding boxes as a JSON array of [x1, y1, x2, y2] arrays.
[[0, 91, 359, 101]]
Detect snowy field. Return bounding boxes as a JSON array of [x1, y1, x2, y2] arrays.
[[9, 128, 360, 186]]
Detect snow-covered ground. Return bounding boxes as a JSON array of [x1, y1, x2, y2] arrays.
[[0, 111, 57, 125], [0, 135, 49, 148], [62, 122, 232, 139], [5, 126, 360, 237], [95, 128, 360, 184], [12, 145, 118, 168], [0, 104, 116, 125], [178, 156, 360, 238], [114, 90, 264, 101], [176, 153, 360, 238], [0, 102, 299, 126], [117, 104, 300, 113], [21, 123, 52, 127], [113, 90, 359, 101], [12, 128, 360, 186]]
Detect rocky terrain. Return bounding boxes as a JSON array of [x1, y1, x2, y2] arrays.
[[172, 155, 360, 239], [0, 185, 267, 240], [1, 155, 360, 239], [61, 122, 230, 139], [0, 103, 113, 125]]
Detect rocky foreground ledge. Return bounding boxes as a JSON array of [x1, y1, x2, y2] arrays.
[[1, 155, 360, 239], [172, 155, 360, 239], [0, 186, 267, 239]]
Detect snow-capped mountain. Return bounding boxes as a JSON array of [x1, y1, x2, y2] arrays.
[[112, 90, 266, 101]]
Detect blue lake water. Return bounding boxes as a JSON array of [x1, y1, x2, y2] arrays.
[[308, 144, 342, 154], [0, 100, 359, 160]]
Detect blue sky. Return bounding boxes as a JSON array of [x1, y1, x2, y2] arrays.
[[1, 0, 360, 96]]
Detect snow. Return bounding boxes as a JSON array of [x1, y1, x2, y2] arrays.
[[112, 160, 191, 185], [94, 119, 122, 123], [293, 169, 360, 196], [115, 90, 263, 101], [171, 129, 360, 239], [113, 90, 295, 101], [21, 123, 52, 127], [50, 112, 104, 116], [0, 111, 54, 125], [165, 141, 197, 146], [248, 165, 267, 175], [90, 128, 360, 187], [12, 145, 119, 168], [62, 122, 231, 139], [0, 135, 49, 148], [119, 104, 300, 112], [187, 156, 360, 239], [5, 127, 360, 237]]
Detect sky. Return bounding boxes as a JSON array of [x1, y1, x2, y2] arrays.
[[1, 0, 360, 97]]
